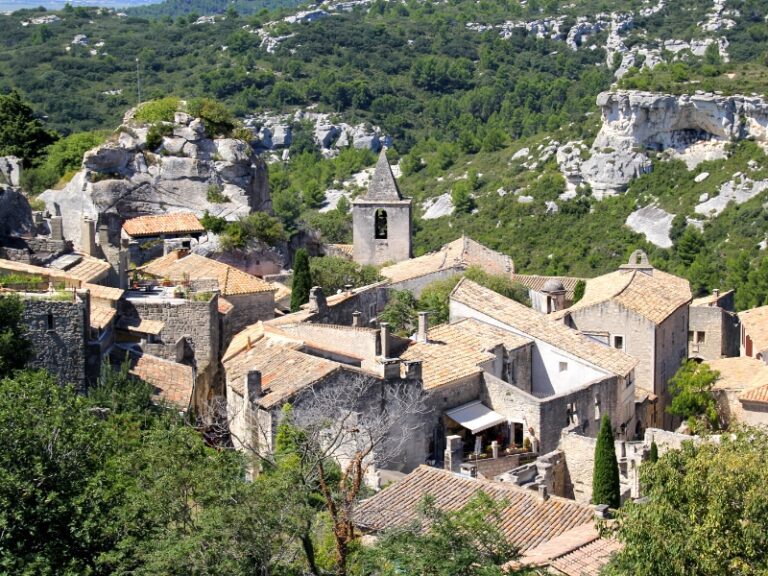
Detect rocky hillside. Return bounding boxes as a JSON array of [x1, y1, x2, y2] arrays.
[[40, 108, 271, 249]]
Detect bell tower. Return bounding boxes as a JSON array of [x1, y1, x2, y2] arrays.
[[352, 150, 412, 266]]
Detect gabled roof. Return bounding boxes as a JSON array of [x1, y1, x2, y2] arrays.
[[224, 336, 340, 408], [356, 149, 406, 202], [451, 279, 637, 378], [512, 274, 585, 300], [381, 236, 514, 284], [142, 251, 275, 296], [64, 254, 112, 283], [691, 289, 734, 307], [0, 255, 110, 285], [117, 317, 165, 335], [548, 533, 623, 576], [122, 212, 204, 237], [400, 318, 531, 390], [354, 466, 596, 553], [90, 305, 117, 330], [707, 356, 768, 407], [553, 268, 691, 325], [739, 305, 768, 354]]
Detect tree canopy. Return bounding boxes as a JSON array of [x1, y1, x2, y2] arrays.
[[592, 414, 620, 509], [0, 91, 56, 164]]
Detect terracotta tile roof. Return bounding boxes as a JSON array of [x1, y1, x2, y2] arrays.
[[691, 289, 734, 307], [400, 319, 531, 390], [224, 336, 340, 408], [218, 297, 234, 314], [451, 279, 637, 377], [65, 254, 112, 283], [554, 269, 691, 325], [82, 283, 124, 302], [739, 305, 768, 355], [142, 251, 275, 296], [117, 317, 165, 335], [382, 236, 514, 284], [517, 524, 603, 567], [122, 212, 204, 237], [512, 274, 585, 299], [326, 243, 353, 256], [741, 383, 768, 405], [549, 534, 623, 575], [112, 348, 194, 410], [355, 466, 596, 553], [90, 305, 116, 330]]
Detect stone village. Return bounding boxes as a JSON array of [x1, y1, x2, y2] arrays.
[[1, 118, 767, 574]]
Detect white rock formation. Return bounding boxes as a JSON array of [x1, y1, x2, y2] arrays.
[[626, 205, 674, 248], [40, 109, 271, 249], [422, 193, 454, 219], [695, 174, 768, 217], [580, 91, 768, 195]]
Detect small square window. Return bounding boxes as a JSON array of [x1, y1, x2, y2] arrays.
[[559, 361, 568, 372], [613, 335, 624, 350], [697, 331, 706, 344], [688, 331, 694, 342], [46, 313, 54, 331]]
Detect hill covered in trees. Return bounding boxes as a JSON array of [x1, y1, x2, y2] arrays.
[[3, 0, 768, 306]]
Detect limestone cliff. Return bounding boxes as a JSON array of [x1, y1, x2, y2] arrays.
[[40, 110, 271, 249], [581, 90, 768, 196]]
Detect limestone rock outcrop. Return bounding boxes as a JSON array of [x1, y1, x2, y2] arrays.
[[0, 186, 34, 237], [40, 109, 271, 248], [581, 90, 768, 196]]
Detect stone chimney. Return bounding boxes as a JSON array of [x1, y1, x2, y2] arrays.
[[352, 310, 361, 328], [380, 322, 391, 358], [81, 217, 96, 256], [76, 288, 90, 339], [491, 440, 499, 459], [246, 370, 262, 405], [50, 216, 64, 241], [118, 249, 129, 290], [594, 504, 610, 519], [98, 225, 110, 251], [417, 311, 429, 343], [444, 435, 463, 473], [538, 485, 549, 501], [713, 288, 720, 298], [344, 283, 353, 295], [308, 286, 328, 314]]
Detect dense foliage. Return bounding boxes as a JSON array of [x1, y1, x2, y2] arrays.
[[667, 360, 720, 432], [290, 248, 311, 312], [0, 91, 55, 163], [592, 414, 620, 509], [0, 294, 31, 378], [605, 429, 768, 576], [309, 255, 381, 295]]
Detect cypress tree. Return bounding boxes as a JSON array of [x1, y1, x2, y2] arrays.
[[290, 248, 312, 312], [592, 415, 620, 509], [649, 440, 658, 463]]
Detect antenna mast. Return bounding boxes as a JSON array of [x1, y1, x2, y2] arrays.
[[135, 57, 141, 106]]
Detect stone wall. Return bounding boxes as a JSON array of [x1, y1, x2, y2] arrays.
[[689, 304, 740, 360], [274, 322, 380, 365], [741, 401, 768, 426], [425, 374, 484, 463], [222, 291, 275, 345], [308, 283, 391, 327], [23, 297, 88, 391], [654, 306, 689, 428], [388, 267, 463, 298]]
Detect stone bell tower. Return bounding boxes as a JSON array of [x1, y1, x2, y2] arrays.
[[352, 149, 412, 266]]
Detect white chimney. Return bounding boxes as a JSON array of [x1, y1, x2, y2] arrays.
[[417, 311, 429, 343], [380, 322, 391, 358]]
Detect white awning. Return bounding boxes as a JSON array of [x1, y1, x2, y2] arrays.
[[445, 401, 506, 435]]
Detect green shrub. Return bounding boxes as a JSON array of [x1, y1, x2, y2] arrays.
[[206, 184, 230, 203], [290, 248, 311, 312], [186, 98, 234, 137], [219, 212, 286, 250], [592, 415, 620, 509], [146, 123, 173, 151], [200, 210, 227, 234], [134, 97, 180, 124]]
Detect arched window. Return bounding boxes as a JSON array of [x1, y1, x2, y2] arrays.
[[374, 209, 388, 239]]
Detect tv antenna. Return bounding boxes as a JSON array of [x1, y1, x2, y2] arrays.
[[135, 57, 141, 106]]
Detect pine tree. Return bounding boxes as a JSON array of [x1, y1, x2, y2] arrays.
[[290, 249, 312, 312], [649, 440, 658, 463], [592, 415, 620, 509]]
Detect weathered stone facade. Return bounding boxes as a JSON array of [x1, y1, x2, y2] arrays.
[[688, 290, 740, 360], [222, 291, 276, 345], [23, 295, 88, 391]]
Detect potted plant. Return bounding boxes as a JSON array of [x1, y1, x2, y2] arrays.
[[162, 276, 173, 287]]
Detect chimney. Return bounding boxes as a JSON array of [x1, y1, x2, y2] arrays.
[[118, 249, 129, 290], [491, 440, 499, 459], [380, 322, 391, 358], [98, 225, 110, 252], [417, 311, 429, 343], [352, 310, 361, 328], [713, 288, 720, 298], [538, 485, 549, 501], [246, 370, 262, 405], [81, 217, 96, 256], [308, 286, 328, 314], [444, 435, 463, 473], [76, 288, 90, 339], [594, 504, 610, 519], [50, 216, 64, 241], [344, 283, 353, 295]]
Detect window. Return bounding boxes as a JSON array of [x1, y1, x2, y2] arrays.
[[374, 209, 388, 239], [566, 402, 578, 425], [559, 361, 568, 372], [46, 313, 54, 331], [595, 395, 601, 420], [612, 335, 624, 350], [697, 331, 706, 344], [688, 331, 694, 342]]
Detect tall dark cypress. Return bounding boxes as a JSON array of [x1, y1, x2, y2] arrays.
[[290, 249, 312, 312], [592, 415, 621, 509]]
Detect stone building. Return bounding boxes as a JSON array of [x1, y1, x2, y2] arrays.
[[688, 289, 739, 360], [738, 304, 768, 361], [553, 250, 691, 431], [352, 150, 411, 266], [449, 279, 638, 451], [121, 212, 205, 265], [140, 250, 277, 345], [380, 235, 514, 297], [512, 274, 585, 315], [708, 356, 768, 428]]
